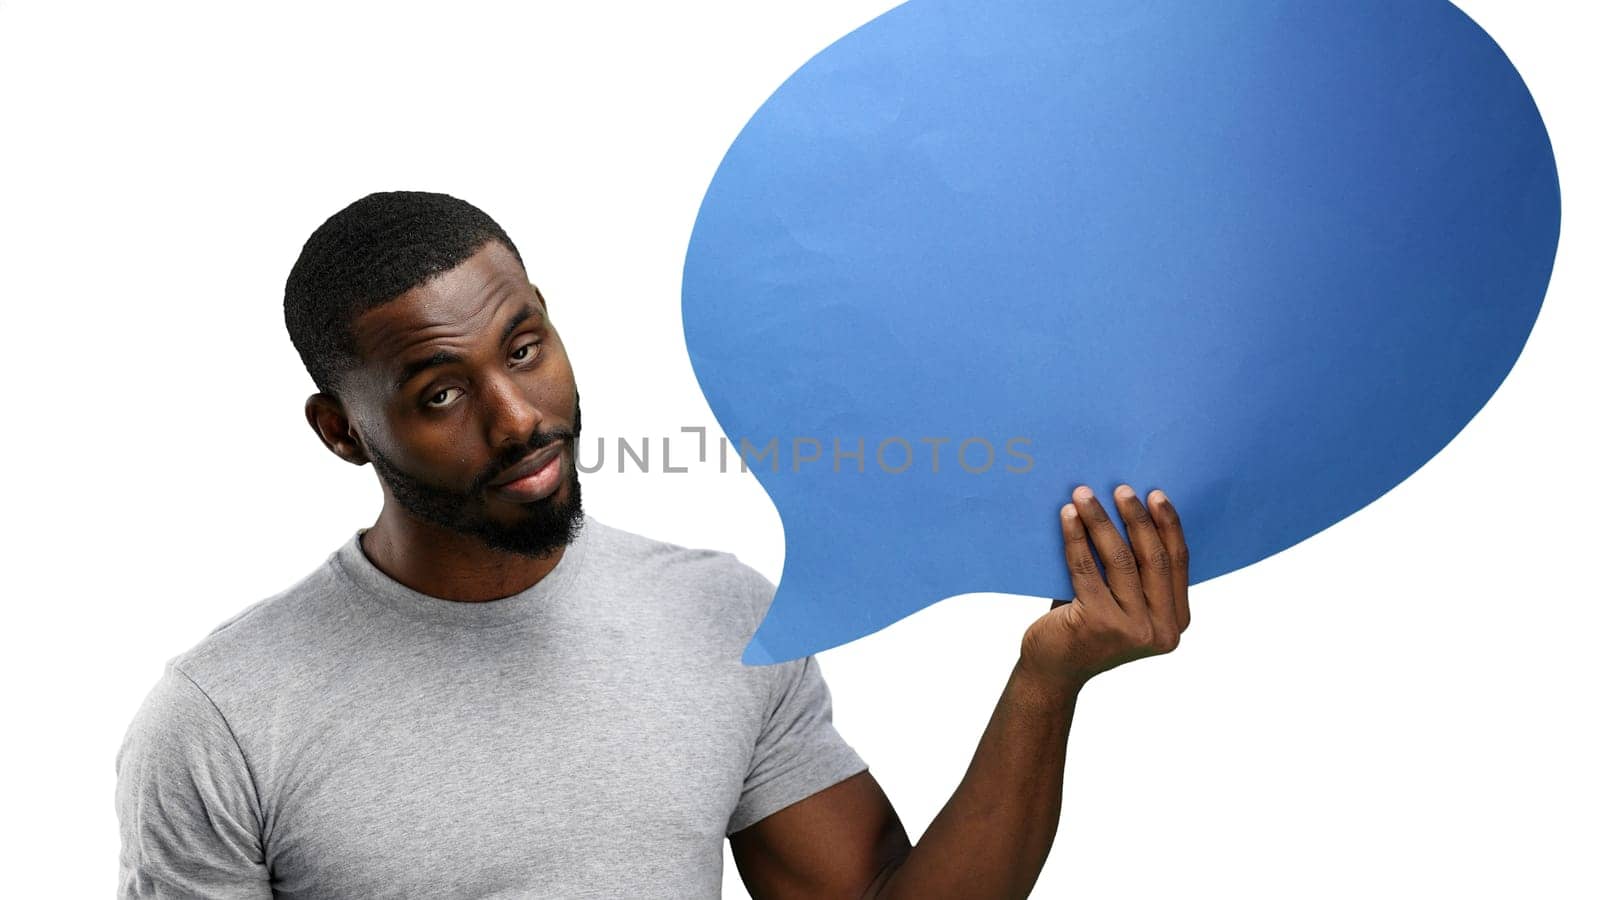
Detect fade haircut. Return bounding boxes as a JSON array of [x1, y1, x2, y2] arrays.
[[284, 191, 525, 395]]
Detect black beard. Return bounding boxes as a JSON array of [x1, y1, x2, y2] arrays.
[[366, 397, 585, 559]]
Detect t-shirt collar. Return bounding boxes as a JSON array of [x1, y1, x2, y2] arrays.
[[332, 514, 593, 628]]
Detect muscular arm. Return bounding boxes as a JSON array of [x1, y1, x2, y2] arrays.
[[731, 485, 1190, 900], [729, 770, 910, 899], [869, 663, 1080, 899], [730, 662, 1076, 900]]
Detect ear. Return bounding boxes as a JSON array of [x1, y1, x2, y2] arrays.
[[305, 393, 370, 466]]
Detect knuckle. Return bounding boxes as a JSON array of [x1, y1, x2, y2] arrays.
[[1170, 544, 1190, 569], [1106, 545, 1138, 574], [1070, 555, 1101, 577], [1145, 546, 1171, 576], [1123, 619, 1155, 647]]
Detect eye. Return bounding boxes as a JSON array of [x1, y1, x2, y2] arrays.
[[510, 341, 541, 363], [424, 387, 463, 409]]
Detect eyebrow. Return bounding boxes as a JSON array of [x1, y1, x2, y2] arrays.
[[391, 304, 545, 392], [499, 304, 542, 345], [394, 350, 463, 392]]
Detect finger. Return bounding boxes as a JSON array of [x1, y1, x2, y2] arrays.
[[1149, 489, 1191, 633], [1114, 484, 1177, 650], [1059, 500, 1114, 612], [1071, 486, 1143, 616]]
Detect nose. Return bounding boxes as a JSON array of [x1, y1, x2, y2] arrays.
[[481, 370, 544, 448]]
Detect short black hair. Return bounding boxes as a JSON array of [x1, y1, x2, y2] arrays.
[[284, 191, 525, 394]]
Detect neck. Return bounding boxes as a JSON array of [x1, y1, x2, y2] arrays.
[[360, 504, 568, 602]]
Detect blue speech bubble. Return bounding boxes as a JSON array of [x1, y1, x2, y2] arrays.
[[682, 0, 1561, 665]]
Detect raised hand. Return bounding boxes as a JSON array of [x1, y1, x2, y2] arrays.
[[1019, 485, 1191, 692]]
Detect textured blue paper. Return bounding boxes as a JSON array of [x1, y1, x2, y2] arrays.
[[682, 0, 1561, 664]]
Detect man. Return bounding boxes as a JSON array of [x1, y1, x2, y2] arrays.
[[115, 191, 1191, 898]]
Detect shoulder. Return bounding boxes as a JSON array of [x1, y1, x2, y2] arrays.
[[579, 517, 778, 636], [161, 551, 360, 704], [117, 659, 242, 773]]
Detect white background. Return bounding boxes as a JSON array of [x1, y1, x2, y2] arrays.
[[2, 1, 1595, 896]]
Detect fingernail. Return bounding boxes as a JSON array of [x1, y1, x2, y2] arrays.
[[1151, 490, 1168, 507], [1114, 484, 1134, 500], [1073, 485, 1094, 502]]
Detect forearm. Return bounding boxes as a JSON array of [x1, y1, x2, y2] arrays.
[[873, 660, 1082, 900]]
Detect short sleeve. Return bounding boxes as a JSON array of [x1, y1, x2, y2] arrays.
[[727, 650, 870, 835], [114, 663, 272, 899]]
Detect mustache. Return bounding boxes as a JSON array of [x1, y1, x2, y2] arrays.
[[470, 428, 578, 494]]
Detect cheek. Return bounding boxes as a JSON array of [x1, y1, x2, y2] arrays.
[[543, 334, 574, 375], [546, 353, 579, 410], [382, 417, 485, 479]]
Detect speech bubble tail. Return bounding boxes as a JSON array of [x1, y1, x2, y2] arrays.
[[741, 589, 820, 666], [740, 635, 779, 667]]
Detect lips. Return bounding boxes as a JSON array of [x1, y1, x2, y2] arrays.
[[488, 443, 564, 490]]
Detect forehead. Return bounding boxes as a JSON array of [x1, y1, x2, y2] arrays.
[[351, 241, 541, 369]]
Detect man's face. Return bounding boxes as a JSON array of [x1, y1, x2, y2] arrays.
[[338, 240, 583, 557]]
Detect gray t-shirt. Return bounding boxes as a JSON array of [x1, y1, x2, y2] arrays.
[[114, 515, 867, 898]]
